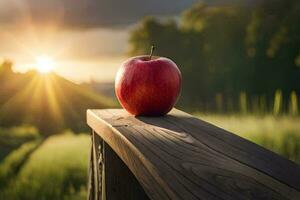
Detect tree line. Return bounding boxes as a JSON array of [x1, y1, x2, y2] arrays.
[[129, 0, 300, 114]]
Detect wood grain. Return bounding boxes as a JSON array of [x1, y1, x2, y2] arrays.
[[103, 139, 150, 200], [87, 133, 94, 200], [93, 130, 102, 200], [87, 108, 300, 200]]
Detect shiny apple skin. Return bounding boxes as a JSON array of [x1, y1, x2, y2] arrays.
[[115, 55, 181, 116]]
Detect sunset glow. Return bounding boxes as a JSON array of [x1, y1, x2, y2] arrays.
[[35, 55, 55, 74]]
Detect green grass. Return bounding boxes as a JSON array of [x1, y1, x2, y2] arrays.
[[0, 140, 42, 189], [0, 125, 40, 161], [195, 113, 300, 164], [0, 132, 90, 200]]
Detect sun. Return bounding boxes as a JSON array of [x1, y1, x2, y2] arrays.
[[35, 55, 55, 74]]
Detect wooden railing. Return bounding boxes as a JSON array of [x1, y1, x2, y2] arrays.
[[87, 109, 300, 200]]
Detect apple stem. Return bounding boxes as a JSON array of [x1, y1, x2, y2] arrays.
[[149, 45, 155, 60]]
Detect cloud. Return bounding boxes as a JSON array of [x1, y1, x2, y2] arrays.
[[0, 0, 197, 29]]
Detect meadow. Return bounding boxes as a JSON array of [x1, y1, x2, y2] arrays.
[[196, 113, 300, 164], [0, 114, 299, 200], [0, 128, 90, 200]]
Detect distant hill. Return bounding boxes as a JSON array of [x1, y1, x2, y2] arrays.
[[0, 61, 116, 134], [81, 81, 116, 100]]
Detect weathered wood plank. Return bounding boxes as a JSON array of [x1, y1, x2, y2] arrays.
[[103, 139, 150, 200], [87, 133, 94, 200], [92, 130, 102, 200], [87, 108, 300, 200]]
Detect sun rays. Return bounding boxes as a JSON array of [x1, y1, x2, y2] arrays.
[[0, 71, 65, 131]]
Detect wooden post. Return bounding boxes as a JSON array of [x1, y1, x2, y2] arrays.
[[88, 131, 150, 200], [104, 140, 150, 200], [87, 109, 300, 200], [87, 131, 103, 200]]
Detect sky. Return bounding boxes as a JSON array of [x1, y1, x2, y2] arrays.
[[0, 0, 198, 83]]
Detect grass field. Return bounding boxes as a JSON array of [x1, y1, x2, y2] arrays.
[[196, 113, 300, 164], [0, 125, 40, 161], [0, 115, 299, 199], [0, 131, 90, 200]]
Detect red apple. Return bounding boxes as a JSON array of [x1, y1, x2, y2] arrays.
[[115, 53, 181, 116]]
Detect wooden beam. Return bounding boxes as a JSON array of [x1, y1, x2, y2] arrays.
[[87, 108, 300, 200]]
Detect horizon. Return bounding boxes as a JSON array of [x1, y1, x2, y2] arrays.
[[10, 55, 126, 83], [1, 26, 130, 83]]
